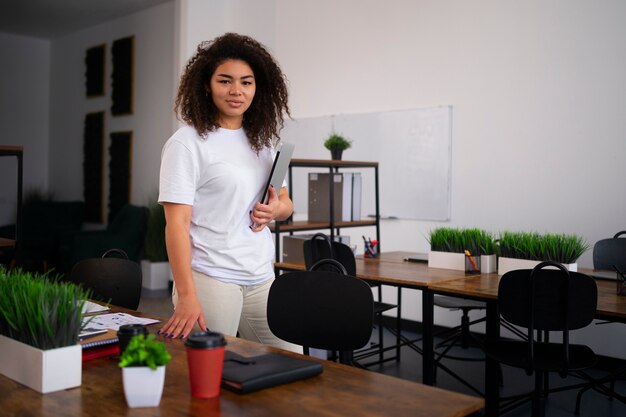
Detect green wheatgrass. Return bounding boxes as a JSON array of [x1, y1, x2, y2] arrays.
[[0, 268, 90, 349], [428, 227, 496, 255], [497, 231, 588, 264]]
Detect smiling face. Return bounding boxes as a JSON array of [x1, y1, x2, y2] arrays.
[[208, 59, 256, 129]]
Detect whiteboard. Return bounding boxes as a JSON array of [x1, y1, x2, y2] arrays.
[[281, 106, 452, 221]]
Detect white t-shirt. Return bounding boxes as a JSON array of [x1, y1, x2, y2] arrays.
[[158, 125, 277, 285]]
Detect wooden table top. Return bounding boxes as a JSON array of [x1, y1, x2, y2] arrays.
[[0, 238, 15, 248], [594, 279, 626, 322], [429, 273, 626, 323], [276, 251, 473, 288], [0, 145, 23, 155], [0, 323, 483, 417]]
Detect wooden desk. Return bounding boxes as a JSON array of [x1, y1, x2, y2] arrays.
[[0, 319, 483, 417], [277, 255, 468, 289], [428, 273, 626, 417], [428, 274, 626, 324], [276, 252, 475, 385], [0, 238, 16, 248]]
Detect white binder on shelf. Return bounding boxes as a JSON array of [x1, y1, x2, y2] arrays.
[[351, 173, 362, 221], [341, 173, 353, 222]]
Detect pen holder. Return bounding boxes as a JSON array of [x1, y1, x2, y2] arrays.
[[364, 242, 377, 258], [464, 255, 480, 273], [618, 279, 626, 296]]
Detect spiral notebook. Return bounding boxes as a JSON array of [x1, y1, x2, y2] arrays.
[[79, 329, 118, 349]]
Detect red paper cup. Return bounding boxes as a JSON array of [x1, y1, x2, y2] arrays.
[[185, 331, 227, 398]]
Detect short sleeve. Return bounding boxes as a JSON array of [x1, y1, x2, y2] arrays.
[[158, 139, 197, 205]]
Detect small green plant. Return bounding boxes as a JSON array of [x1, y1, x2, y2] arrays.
[[498, 231, 588, 264], [0, 268, 89, 349], [428, 227, 495, 255], [144, 200, 168, 262], [323, 133, 352, 151], [119, 334, 172, 370]]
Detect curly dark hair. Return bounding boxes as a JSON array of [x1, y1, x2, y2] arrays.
[[175, 33, 290, 152]]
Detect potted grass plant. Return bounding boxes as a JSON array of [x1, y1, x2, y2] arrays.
[[478, 230, 497, 273], [497, 231, 588, 276], [119, 333, 171, 408], [141, 200, 170, 290], [324, 132, 352, 160], [0, 268, 89, 393], [428, 227, 489, 272]]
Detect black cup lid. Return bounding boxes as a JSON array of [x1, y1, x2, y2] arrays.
[[185, 331, 227, 348], [117, 324, 149, 336]]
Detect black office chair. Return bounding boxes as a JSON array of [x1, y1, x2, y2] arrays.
[[574, 231, 626, 414], [69, 249, 142, 310], [432, 296, 488, 389], [592, 231, 626, 271], [302, 233, 400, 365], [267, 259, 374, 365], [485, 262, 599, 417]]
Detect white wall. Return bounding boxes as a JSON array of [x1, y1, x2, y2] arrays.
[[275, 0, 626, 261], [176, 0, 276, 78], [0, 32, 50, 225], [48, 1, 176, 216], [178, 0, 626, 358]]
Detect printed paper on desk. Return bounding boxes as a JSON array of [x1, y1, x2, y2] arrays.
[[81, 300, 110, 314], [82, 313, 159, 331]]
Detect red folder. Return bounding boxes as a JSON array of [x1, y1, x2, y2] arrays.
[[82, 343, 120, 362]]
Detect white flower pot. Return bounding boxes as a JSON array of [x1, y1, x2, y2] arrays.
[[497, 257, 577, 276], [122, 366, 166, 408], [480, 254, 497, 274], [141, 261, 171, 290], [428, 251, 466, 271], [0, 335, 81, 393]]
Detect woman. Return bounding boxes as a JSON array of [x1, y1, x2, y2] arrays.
[[158, 33, 297, 351]]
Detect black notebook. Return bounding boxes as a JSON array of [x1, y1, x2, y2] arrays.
[[221, 351, 323, 394]]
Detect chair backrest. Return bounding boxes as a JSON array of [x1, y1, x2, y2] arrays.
[[499, 262, 597, 331], [499, 262, 597, 374], [267, 266, 374, 354], [593, 231, 626, 271], [303, 233, 356, 275], [69, 249, 142, 310]]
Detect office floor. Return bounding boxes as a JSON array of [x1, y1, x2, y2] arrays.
[[138, 288, 626, 417]]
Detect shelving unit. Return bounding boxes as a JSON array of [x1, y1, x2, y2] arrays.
[[270, 158, 380, 262], [0, 146, 23, 267]]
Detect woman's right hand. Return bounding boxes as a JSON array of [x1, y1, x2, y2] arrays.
[[158, 294, 207, 339]]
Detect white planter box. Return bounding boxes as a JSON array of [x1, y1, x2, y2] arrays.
[[0, 335, 81, 393], [122, 366, 166, 407], [497, 257, 577, 276], [481, 254, 497, 274], [141, 261, 171, 290], [428, 251, 466, 271]]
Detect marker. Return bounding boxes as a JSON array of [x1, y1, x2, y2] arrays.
[[404, 257, 426, 263], [465, 250, 479, 271]]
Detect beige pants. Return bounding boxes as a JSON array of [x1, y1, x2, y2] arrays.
[[173, 270, 301, 353]]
